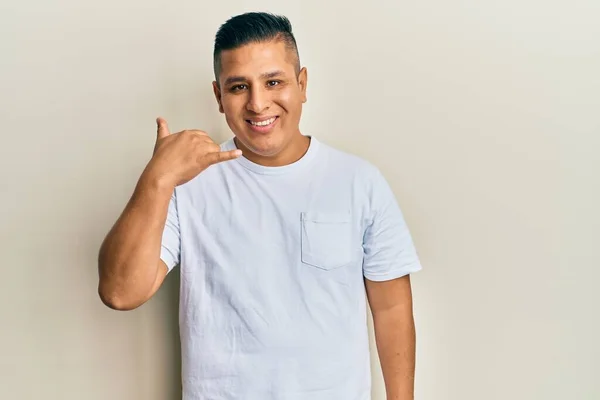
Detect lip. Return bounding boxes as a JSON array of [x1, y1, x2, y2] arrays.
[[245, 116, 279, 133]]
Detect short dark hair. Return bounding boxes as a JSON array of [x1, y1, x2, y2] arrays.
[[213, 12, 300, 82]]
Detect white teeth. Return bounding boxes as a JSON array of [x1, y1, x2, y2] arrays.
[[250, 117, 276, 126]]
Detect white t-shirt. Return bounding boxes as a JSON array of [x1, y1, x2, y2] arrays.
[[160, 136, 422, 400]]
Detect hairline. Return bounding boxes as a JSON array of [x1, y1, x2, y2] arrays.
[[213, 36, 301, 85]]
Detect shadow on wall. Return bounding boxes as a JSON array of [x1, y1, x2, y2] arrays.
[[140, 267, 182, 400]]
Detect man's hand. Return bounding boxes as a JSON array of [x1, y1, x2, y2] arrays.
[[146, 117, 242, 187]]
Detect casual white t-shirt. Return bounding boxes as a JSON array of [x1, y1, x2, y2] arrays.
[[160, 136, 422, 400]]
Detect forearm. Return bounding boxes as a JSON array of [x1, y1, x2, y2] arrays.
[[372, 306, 416, 400], [97, 168, 174, 309]]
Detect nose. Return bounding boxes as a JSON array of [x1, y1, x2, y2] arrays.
[[245, 86, 270, 114]]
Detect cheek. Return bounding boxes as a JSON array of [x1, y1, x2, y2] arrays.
[[275, 89, 301, 111], [222, 97, 244, 118]]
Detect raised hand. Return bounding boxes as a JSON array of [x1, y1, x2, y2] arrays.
[[147, 117, 242, 187]]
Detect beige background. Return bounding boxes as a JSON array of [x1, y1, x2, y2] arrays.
[[1, 0, 599, 399]]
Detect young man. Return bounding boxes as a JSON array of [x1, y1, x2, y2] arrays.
[[98, 12, 422, 400]]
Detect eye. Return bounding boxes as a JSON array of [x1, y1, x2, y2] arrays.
[[230, 84, 248, 92], [267, 80, 280, 87]]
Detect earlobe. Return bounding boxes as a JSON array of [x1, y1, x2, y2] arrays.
[[212, 81, 224, 113]]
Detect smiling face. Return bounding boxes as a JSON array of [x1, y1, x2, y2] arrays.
[[213, 39, 308, 166]]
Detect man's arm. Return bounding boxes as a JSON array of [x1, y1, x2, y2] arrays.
[[365, 275, 416, 400], [97, 171, 173, 311], [97, 117, 242, 311]]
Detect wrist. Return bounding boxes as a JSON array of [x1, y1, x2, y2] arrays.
[[139, 165, 176, 195]]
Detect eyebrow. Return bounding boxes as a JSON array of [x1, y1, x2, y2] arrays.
[[223, 70, 285, 86]]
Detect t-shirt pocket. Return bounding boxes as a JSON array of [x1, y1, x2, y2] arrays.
[[300, 211, 354, 270]]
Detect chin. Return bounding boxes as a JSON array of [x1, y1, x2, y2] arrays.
[[236, 132, 286, 157], [244, 141, 283, 158]]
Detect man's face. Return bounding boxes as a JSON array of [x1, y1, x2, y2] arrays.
[[213, 40, 307, 161]]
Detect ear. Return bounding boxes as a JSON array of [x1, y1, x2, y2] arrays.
[[298, 67, 308, 103], [212, 81, 224, 113]]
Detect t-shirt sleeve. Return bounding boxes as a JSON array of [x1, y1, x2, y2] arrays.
[[362, 168, 422, 281], [160, 190, 181, 272]]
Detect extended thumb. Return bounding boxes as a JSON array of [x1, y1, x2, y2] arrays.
[[156, 117, 170, 139]]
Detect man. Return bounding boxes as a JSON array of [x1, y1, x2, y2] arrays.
[[98, 12, 422, 400]]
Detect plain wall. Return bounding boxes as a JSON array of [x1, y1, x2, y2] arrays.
[[1, 1, 598, 399]]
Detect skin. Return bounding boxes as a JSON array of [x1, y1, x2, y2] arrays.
[[212, 40, 309, 166], [97, 37, 416, 398], [366, 275, 417, 399]]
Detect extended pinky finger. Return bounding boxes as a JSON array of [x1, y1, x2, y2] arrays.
[[206, 149, 243, 165]]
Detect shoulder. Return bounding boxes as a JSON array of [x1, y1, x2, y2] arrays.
[[314, 137, 382, 182], [314, 139, 400, 212]]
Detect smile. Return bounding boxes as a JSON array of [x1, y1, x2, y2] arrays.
[[247, 117, 277, 126], [246, 116, 279, 132]]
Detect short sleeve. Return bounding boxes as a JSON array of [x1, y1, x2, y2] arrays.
[[362, 168, 422, 281], [160, 189, 181, 272]]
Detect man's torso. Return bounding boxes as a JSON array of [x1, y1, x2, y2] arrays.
[[171, 137, 378, 399]]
